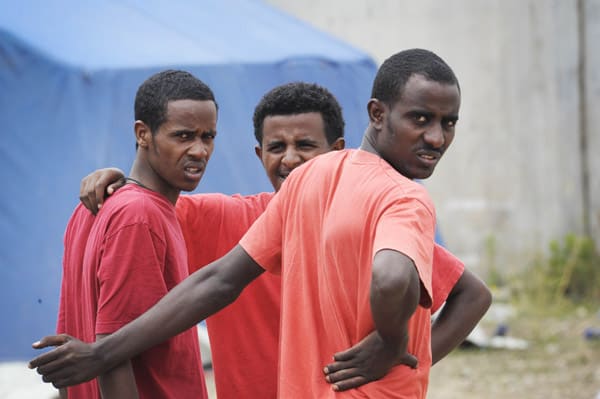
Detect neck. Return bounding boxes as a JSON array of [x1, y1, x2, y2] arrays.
[[359, 129, 379, 156], [128, 158, 180, 205]]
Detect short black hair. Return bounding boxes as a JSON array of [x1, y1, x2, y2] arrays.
[[253, 82, 344, 146], [134, 70, 217, 133], [371, 49, 459, 106]]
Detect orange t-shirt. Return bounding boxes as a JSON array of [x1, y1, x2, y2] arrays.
[[176, 192, 280, 399], [240, 149, 436, 398]]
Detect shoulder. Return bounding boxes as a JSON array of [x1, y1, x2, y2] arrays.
[[99, 185, 173, 226]]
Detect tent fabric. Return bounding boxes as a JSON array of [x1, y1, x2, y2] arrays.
[[0, 0, 377, 360]]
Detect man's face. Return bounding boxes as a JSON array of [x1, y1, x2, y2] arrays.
[[372, 74, 460, 179], [255, 112, 344, 191], [142, 99, 217, 197]]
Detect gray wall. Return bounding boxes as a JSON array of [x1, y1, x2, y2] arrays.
[[267, 0, 599, 276]]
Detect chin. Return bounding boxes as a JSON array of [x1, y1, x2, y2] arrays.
[[180, 182, 201, 192]]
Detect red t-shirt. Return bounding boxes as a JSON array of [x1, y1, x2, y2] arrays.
[[177, 192, 279, 399], [240, 149, 436, 398], [57, 184, 207, 399]]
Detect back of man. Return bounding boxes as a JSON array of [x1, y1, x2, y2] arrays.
[[59, 183, 207, 398], [240, 149, 435, 398]]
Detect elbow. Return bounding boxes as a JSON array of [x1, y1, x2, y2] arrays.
[[372, 261, 420, 302], [470, 279, 492, 318]]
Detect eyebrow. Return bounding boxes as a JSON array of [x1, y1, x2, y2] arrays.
[[172, 129, 217, 135]]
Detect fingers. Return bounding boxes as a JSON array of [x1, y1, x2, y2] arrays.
[[79, 169, 126, 214], [323, 361, 356, 381], [331, 345, 359, 362], [80, 172, 99, 215], [29, 346, 67, 370], [331, 376, 368, 392], [106, 178, 125, 196], [31, 334, 70, 350], [324, 363, 371, 391], [324, 365, 359, 384]]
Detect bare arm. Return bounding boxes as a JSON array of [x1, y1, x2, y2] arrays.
[[370, 249, 421, 346], [79, 167, 126, 214], [29, 245, 264, 388], [323, 249, 421, 391], [96, 334, 138, 399], [431, 268, 491, 365]]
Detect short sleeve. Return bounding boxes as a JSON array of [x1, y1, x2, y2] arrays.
[[373, 197, 435, 308], [96, 223, 168, 334], [430, 244, 465, 314], [239, 191, 284, 274]]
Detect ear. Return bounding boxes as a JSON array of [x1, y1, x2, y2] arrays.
[[134, 120, 152, 149], [367, 99, 386, 130], [330, 137, 345, 151], [254, 145, 263, 162]]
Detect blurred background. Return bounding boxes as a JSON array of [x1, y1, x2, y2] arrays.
[[1, 0, 599, 398]]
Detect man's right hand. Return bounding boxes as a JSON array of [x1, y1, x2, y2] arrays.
[[28, 334, 105, 388], [80, 168, 126, 214]]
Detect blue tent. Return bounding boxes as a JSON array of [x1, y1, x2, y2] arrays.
[[0, 0, 377, 360]]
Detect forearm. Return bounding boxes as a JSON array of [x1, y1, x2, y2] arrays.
[[370, 250, 420, 347], [96, 334, 139, 399], [431, 270, 492, 364], [94, 247, 257, 372], [98, 361, 138, 399]]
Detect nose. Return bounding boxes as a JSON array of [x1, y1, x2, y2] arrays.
[[281, 148, 302, 169], [188, 139, 210, 159], [423, 124, 445, 149]]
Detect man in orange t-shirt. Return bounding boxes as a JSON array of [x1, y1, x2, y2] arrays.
[[32, 51, 490, 397]]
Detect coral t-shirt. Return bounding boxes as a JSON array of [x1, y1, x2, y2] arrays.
[[176, 190, 463, 398], [240, 149, 436, 398], [177, 192, 280, 399], [57, 184, 206, 399]]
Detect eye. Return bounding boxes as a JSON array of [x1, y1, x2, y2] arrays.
[[444, 119, 458, 129], [298, 142, 317, 150], [202, 132, 216, 141], [413, 114, 429, 125], [266, 144, 284, 153]]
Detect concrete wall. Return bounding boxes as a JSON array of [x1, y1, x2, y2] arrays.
[[584, 0, 600, 254], [267, 0, 599, 276]]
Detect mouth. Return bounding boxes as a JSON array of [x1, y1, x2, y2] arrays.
[[415, 150, 441, 167], [277, 170, 291, 181], [184, 164, 205, 180]]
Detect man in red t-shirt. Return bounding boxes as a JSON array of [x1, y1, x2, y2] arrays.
[[31, 51, 490, 397], [51, 70, 216, 399]]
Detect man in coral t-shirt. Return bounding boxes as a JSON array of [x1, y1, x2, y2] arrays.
[[31, 51, 492, 397]]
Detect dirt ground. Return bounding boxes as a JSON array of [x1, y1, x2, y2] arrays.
[[427, 305, 600, 399]]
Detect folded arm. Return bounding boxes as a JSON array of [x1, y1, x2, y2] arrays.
[[431, 268, 491, 364], [324, 249, 421, 391]]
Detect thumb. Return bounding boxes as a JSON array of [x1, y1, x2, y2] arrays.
[[32, 334, 70, 349], [398, 352, 418, 369]]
